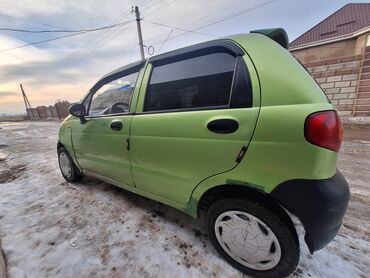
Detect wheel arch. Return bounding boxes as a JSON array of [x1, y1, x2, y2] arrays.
[[57, 141, 64, 151], [197, 184, 299, 246], [57, 140, 82, 174]]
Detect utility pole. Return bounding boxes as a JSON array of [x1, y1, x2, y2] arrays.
[[133, 6, 145, 60]]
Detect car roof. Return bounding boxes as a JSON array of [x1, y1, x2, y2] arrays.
[[94, 28, 287, 87]]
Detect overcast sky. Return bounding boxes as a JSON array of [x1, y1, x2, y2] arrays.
[[0, 0, 368, 114]]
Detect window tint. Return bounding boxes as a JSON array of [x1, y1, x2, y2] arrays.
[[144, 53, 236, 112], [89, 71, 139, 116], [230, 57, 252, 108]]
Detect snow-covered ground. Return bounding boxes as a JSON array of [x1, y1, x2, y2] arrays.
[[0, 121, 369, 278]]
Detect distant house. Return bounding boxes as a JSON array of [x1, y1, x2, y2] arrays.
[[290, 3, 370, 116]]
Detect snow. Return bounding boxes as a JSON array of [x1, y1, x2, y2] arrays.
[[341, 116, 370, 127], [0, 121, 369, 277]]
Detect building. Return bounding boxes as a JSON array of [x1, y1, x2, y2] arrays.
[[290, 3, 370, 116], [27, 101, 70, 120]]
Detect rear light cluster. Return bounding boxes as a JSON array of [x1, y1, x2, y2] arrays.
[[304, 110, 343, 152]]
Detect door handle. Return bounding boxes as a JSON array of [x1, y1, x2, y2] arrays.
[[110, 121, 123, 131], [207, 119, 239, 134]]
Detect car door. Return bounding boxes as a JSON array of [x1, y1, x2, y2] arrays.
[[130, 43, 260, 204], [71, 62, 144, 187]]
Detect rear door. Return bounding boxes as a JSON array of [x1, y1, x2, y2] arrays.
[[71, 63, 144, 187], [130, 43, 260, 204]]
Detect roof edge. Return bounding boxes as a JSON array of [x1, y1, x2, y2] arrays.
[[289, 4, 351, 48], [289, 25, 370, 51]]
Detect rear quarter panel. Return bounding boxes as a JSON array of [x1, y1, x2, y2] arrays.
[[186, 34, 338, 217]]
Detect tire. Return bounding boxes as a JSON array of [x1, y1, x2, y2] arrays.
[[206, 198, 299, 278], [58, 146, 82, 182]]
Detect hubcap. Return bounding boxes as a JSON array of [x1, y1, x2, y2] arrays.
[[59, 152, 72, 178], [215, 210, 281, 271]]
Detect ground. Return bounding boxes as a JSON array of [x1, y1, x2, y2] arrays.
[[0, 121, 369, 278]]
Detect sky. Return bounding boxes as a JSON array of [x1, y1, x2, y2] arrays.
[[0, 0, 368, 115]]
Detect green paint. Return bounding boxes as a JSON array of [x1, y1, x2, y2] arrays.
[[59, 31, 338, 219], [226, 179, 265, 191]]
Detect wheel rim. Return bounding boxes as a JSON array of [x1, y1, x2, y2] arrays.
[[214, 210, 281, 271], [59, 152, 72, 178]]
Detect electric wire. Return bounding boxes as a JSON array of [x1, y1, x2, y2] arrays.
[[61, 8, 134, 63], [0, 21, 136, 33], [145, 0, 278, 47], [156, 29, 173, 54], [142, 0, 178, 18], [143, 20, 218, 38]]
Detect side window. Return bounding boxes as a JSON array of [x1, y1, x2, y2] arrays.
[[89, 71, 139, 116], [144, 52, 237, 112], [81, 93, 91, 112]]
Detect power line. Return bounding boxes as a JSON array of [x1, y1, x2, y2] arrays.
[[142, 0, 178, 18], [146, 0, 278, 47], [67, 23, 135, 67], [0, 31, 88, 52], [166, 0, 250, 35], [0, 13, 68, 30], [0, 20, 134, 53], [143, 20, 218, 38], [62, 8, 133, 63], [190, 0, 278, 31], [63, 8, 140, 66], [0, 21, 135, 33], [140, 0, 159, 10], [157, 29, 173, 54]]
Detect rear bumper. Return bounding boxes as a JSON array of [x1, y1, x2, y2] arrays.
[[271, 170, 350, 253]]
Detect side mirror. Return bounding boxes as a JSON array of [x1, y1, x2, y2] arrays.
[[69, 103, 86, 124]]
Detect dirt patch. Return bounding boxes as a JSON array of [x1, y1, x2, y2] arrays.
[[0, 165, 26, 183]]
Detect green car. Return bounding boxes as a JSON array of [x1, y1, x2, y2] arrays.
[[58, 29, 350, 277]]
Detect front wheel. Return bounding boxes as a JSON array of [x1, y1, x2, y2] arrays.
[[58, 147, 82, 182], [206, 198, 299, 278]]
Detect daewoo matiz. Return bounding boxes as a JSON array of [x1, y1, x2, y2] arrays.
[[58, 29, 350, 277]]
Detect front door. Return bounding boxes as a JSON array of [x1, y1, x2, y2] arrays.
[[130, 48, 259, 204], [72, 64, 143, 187]]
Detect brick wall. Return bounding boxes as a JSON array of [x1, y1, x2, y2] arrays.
[[27, 101, 71, 120], [356, 48, 370, 116], [301, 47, 370, 116]]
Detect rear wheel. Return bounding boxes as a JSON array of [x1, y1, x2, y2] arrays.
[[58, 147, 82, 182], [206, 198, 299, 278]]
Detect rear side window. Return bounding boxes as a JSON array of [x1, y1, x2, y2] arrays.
[[144, 52, 243, 112]]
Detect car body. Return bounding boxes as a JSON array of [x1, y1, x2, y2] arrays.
[[58, 28, 350, 277]]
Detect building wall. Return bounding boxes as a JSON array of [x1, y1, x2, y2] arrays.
[[291, 32, 369, 63], [292, 39, 357, 63], [305, 57, 361, 116], [291, 33, 370, 116]]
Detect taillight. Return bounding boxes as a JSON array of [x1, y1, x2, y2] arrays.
[[304, 110, 343, 152]]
